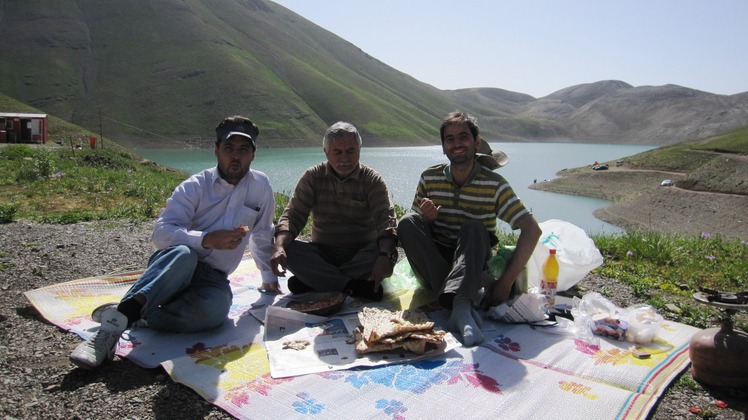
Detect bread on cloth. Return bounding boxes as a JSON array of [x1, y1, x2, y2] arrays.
[[354, 307, 445, 355]]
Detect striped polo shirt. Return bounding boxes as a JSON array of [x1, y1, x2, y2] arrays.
[[411, 162, 530, 247]]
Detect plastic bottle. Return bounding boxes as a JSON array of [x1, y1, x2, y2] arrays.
[[540, 248, 559, 308]]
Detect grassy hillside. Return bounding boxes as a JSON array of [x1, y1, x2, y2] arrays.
[[623, 125, 748, 195], [0, 0, 452, 147], [3, 1, 748, 148]]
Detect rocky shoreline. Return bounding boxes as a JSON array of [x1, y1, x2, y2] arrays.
[[529, 166, 748, 241], [1, 220, 746, 419]]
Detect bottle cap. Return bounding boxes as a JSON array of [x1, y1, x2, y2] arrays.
[[550, 249, 557, 254]]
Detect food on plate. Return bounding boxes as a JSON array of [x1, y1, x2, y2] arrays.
[[354, 307, 445, 355], [286, 292, 347, 316]]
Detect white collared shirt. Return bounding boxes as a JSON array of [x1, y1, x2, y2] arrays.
[[152, 166, 277, 283]]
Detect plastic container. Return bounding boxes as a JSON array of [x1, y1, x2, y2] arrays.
[[540, 249, 559, 307], [623, 304, 664, 344]]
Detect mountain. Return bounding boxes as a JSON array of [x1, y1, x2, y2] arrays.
[[521, 81, 748, 144], [1, 0, 747, 148]]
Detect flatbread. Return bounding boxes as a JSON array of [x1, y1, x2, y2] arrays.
[[359, 307, 434, 342], [354, 308, 445, 355], [353, 328, 443, 355]]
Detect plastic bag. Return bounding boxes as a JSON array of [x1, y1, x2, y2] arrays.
[[571, 292, 627, 341], [487, 246, 529, 294], [571, 293, 664, 344], [486, 293, 548, 324], [620, 304, 664, 344], [384, 258, 421, 293], [526, 219, 604, 291]]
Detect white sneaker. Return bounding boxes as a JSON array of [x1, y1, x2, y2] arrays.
[[91, 302, 118, 323], [69, 308, 128, 369]]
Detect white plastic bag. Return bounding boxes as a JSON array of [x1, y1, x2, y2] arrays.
[[487, 293, 548, 324], [526, 219, 604, 291], [620, 304, 664, 344]]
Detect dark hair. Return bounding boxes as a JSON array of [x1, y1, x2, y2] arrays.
[[215, 115, 259, 147], [439, 111, 479, 143]]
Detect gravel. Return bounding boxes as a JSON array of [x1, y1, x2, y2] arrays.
[[1, 220, 746, 419]]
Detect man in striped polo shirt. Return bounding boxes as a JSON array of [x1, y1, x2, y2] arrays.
[[398, 111, 541, 346]]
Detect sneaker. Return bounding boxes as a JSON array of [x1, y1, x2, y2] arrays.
[[91, 302, 118, 323], [69, 308, 128, 369]]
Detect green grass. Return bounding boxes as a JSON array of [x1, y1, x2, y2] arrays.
[[625, 125, 748, 172], [1, 144, 186, 223], [692, 125, 748, 154], [592, 231, 747, 331]]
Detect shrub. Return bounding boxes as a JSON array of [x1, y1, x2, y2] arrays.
[[0, 202, 18, 224], [0, 144, 35, 160], [14, 149, 57, 182]]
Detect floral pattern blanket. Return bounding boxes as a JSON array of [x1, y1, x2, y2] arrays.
[[25, 257, 698, 419]]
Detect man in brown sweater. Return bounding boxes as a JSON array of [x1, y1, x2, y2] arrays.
[[271, 121, 398, 300]]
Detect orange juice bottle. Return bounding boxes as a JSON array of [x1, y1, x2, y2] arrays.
[[540, 249, 559, 308]]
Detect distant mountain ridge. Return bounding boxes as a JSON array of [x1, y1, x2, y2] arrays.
[[1, 0, 747, 148]]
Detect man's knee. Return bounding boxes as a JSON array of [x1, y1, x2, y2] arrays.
[[459, 219, 489, 238], [398, 213, 425, 237], [185, 293, 231, 331], [150, 244, 198, 268]]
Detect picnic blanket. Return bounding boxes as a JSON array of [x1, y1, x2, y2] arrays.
[[25, 257, 699, 419]]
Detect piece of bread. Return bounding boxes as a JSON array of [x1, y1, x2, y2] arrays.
[[354, 308, 445, 355], [359, 307, 434, 342], [353, 326, 442, 355]]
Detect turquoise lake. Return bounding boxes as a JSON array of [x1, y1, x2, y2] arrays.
[[136, 143, 654, 235]]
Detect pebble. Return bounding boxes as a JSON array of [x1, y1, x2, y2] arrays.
[[665, 303, 681, 313]]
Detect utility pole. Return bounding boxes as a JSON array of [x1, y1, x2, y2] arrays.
[[98, 109, 105, 149]]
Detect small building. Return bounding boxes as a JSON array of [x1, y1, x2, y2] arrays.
[[0, 112, 49, 144]]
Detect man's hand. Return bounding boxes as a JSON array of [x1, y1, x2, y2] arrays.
[[270, 246, 287, 277], [270, 232, 293, 277], [419, 198, 441, 222], [486, 214, 541, 306], [201, 227, 247, 250], [370, 255, 394, 292], [486, 276, 514, 307]]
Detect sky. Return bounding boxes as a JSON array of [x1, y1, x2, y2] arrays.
[[272, 0, 748, 98]]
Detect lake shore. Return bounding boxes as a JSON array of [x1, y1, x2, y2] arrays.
[[529, 165, 748, 241]]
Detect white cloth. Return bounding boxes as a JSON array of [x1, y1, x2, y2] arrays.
[[153, 166, 277, 283]]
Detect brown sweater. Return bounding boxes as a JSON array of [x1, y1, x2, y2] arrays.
[[275, 162, 397, 247]]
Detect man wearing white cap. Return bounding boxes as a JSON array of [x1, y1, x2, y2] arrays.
[[70, 115, 278, 369]]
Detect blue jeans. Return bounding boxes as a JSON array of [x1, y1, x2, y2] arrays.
[[122, 245, 233, 332]]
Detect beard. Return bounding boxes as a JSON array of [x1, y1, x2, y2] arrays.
[[218, 161, 249, 184]]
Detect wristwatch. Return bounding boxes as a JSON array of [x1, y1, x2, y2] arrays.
[[378, 249, 398, 265]]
